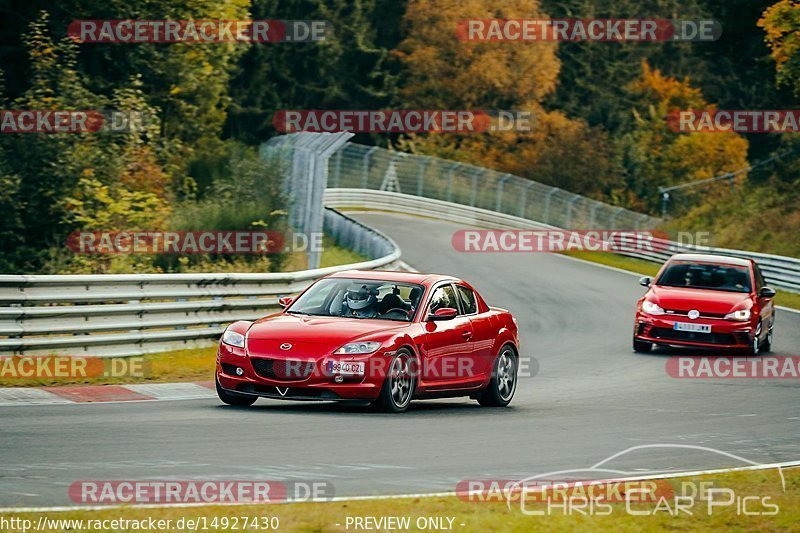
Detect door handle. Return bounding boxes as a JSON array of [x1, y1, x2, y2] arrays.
[[462, 331, 473, 339]]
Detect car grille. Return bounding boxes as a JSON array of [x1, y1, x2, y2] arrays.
[[649, 327, 737, 345], [663, 308, 727, 319], [250, 358, 315, 381], [236, 383, 339, 400]]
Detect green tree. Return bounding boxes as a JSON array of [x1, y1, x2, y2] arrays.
[[619, 62, 749, 213], [760, 0, 800, 99], [226, 0, 402, 145]]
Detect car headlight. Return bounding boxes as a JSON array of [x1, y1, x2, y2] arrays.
[[333, 341, 381, 355], [221, 329, 245, 348], [724, 309, 751, 321], [641, 300, 665, 315]]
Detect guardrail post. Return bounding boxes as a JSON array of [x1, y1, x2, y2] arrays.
[[332, 149, 343, 188], [417, 157, 429, 197], [565, 194, 580, 228], [495, 175, 510, 213], [518, 181, 535, 218], [542, 188, 557, 223], [610, 207, 624, 230], [362, 146, 379, 189], [589, 202, 600, 227], [469, 169, 482, 207], [446, 164, 457, 203]]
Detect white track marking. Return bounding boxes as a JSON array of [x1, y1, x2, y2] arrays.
[[1, 461, 797, 513], [0, 388, 72, 406], [124, 382, 215, 401]]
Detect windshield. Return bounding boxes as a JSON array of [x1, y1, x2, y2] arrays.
[[656, 261, 751, 293], [286, 278, 425, 321]]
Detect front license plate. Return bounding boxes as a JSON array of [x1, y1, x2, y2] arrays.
[[327, 361, 365, 375], [674, 322, 711, 333]]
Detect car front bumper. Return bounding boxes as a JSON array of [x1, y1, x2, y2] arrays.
[[634, 313, 755, 350], [216, 344, 388, 401]]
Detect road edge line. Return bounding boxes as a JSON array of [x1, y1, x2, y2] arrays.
[[1, 460, 797, 514]]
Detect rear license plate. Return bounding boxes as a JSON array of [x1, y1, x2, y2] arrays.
[[674, 322, 711, 333], [327, 361, 365, 375]]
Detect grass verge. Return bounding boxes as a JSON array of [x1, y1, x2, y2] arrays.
[[1, 467, 796, 532]]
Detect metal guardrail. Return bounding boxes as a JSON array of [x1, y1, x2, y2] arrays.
[[3, 136, 798, 358], [0, 208, 401, 357], [328, 143, 662, 231], [325, 189, 800, 293]]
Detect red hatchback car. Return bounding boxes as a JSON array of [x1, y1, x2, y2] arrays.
[[216, 270, 520, 412], [634, 253, 777, 354]]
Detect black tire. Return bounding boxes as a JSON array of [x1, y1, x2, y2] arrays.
[[633, 338, 653, 353], [749, 321, 763, 355], [761, 323, 773, 353], [216, 378, 257, 406], [478, 345, 517, 407], [374, 349, 416, 413]]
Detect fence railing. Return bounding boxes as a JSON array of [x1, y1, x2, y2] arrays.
[[325, 189, 800, 293], [329, 143, 661, 231], [4, 135, 797, 358], [0, 208, 401, 357]]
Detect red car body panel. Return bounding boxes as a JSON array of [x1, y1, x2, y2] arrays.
[[216, 270, 519, 402], [634, 254, 776, 351]]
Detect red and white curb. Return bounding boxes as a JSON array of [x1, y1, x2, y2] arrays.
[[0, 381, 215, 407]]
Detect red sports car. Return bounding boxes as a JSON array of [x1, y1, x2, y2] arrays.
[[633, 253, 776, 354], [216, 270, 520, 412]]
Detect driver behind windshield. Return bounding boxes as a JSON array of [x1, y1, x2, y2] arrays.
[[343, 284, 380, 318]]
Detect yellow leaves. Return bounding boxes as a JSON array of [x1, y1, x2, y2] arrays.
[[759, 0, 800, 96], [628, 61, 707, 111], [66, 172, 171, 232], [759, 0, 800, 65], [665, 133, 749, 182], [398, 0, 559, 109]]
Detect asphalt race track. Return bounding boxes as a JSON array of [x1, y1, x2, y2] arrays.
[[1, 213, 798, 508]]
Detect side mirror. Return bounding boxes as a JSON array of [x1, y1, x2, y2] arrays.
[[428, 307, 457, 321], [639, 276, 652, 287], [278, 296, 294, 308], [759, 287, 776, 299]]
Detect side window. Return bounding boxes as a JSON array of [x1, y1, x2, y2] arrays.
[[428, 285, 458, 313], [754, 264, 765, 290], [455, 285, 477, 315]]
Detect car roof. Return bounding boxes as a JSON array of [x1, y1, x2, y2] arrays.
[[668, 253, 752, 267], [327, 270, 459, 286]]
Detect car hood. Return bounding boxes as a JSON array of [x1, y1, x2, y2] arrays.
[[245, 313, 410, 358], [650, 285, 751, 314]]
